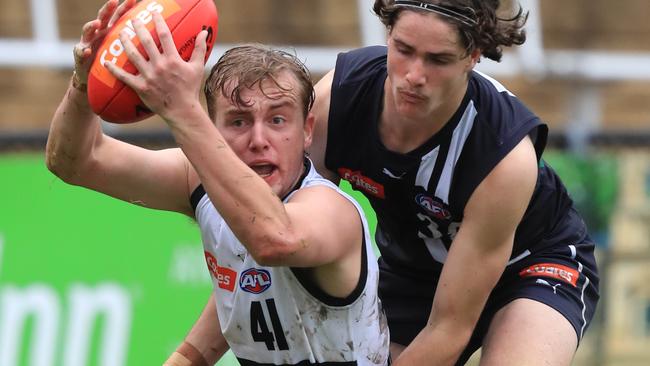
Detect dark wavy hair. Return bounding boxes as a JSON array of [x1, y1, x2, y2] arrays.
[[373, 0, 528, 62], [204, 44, 315, 121]]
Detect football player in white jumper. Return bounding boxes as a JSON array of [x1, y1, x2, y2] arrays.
[[46, 3, 389, 366]]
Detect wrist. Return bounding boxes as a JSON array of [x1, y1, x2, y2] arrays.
[[71, 70, 87, 93], [162, 101, 207, 127], [163, 341, 209, 366], [163, 352, 192, 366], [67, 80, 92, 112]]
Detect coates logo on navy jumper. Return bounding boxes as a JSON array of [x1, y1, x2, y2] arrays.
[[239, 268, 272, 294], [415, 193, 452, 220], [338, 168, 385, 199]]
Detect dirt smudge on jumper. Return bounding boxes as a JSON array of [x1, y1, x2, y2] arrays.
[[367, 350, 386, 364], [318, 305, 328, 323]]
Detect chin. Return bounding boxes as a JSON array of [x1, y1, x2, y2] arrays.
[[265, 178, 285, 196], [397, 104, 425, 118], [272, 185, 290, 198]]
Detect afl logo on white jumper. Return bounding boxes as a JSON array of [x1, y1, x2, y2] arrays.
[[239, 268, 272, 294]]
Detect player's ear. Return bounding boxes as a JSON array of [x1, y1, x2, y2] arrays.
[[303, 112, 315, 149], [465, 48, 481, 71]]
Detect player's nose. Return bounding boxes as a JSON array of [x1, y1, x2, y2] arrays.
[[248, 121, 270, 151], [406, 58, 426, 86]]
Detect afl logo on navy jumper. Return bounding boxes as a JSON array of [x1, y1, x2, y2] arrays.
[[239, 268, 272, 294], [415, 193, 452, 220]]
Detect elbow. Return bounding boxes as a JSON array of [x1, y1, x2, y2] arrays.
[[45, 153, 74, 184], [45, 148, 89, 186], [45, 151, 64, 180], [45, 139, 68, 181], [250, 245, 289, 267], [248, 233, 305, 266], [45, 150, 67, 181]]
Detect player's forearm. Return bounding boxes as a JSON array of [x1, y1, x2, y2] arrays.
[[46, 79, 103, 183], [164, 341, 224, 366], [170, 294, 229, 365]]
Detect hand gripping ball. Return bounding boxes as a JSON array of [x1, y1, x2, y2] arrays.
[[87, 0, 218, 123]]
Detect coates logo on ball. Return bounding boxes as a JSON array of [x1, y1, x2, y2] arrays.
[[239, 268, 272, 294], [87, 0, 218, 124]]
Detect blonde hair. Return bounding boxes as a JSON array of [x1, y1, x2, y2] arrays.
[[204, 44, 315, 120]]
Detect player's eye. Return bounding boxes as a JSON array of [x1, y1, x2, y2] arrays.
[[396, 46, 411, 55], [271, 116, 286, 125], [426, 56, 452, 65], [230, 119, 245, 127], [393, 41, 413, 56]]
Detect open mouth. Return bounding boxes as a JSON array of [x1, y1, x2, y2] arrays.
[[250, 164, 276, 178]]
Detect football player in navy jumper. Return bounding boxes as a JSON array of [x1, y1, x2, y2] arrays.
[[308, 1, 600, 365]]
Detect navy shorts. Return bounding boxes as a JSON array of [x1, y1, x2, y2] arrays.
[[378, 238, 600, 365]]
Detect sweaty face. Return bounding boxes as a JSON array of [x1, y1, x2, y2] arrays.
[[214, 73, 313, 198], [386, 10, 478, 120]]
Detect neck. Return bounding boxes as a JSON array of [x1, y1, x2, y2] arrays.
[[280, 158, 307, 199]]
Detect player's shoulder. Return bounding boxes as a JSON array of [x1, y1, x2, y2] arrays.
[[469, 70, 539, 128], [292, 167, 357, 210], [335, 46, 387, 85], [471, 70, 518, 110], [290, 184, 344, 204], [338, 45, 387, 62], [292, 175, 344, 204]]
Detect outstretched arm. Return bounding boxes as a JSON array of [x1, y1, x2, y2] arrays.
[[392, 137, 538, 366], [46, 0, 129, 184], [46, 0, 194, 216]]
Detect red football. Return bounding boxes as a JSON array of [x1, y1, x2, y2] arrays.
[[87, 0, 218, 123]]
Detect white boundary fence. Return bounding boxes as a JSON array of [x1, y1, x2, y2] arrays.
[[1, 0, 649, 150]]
